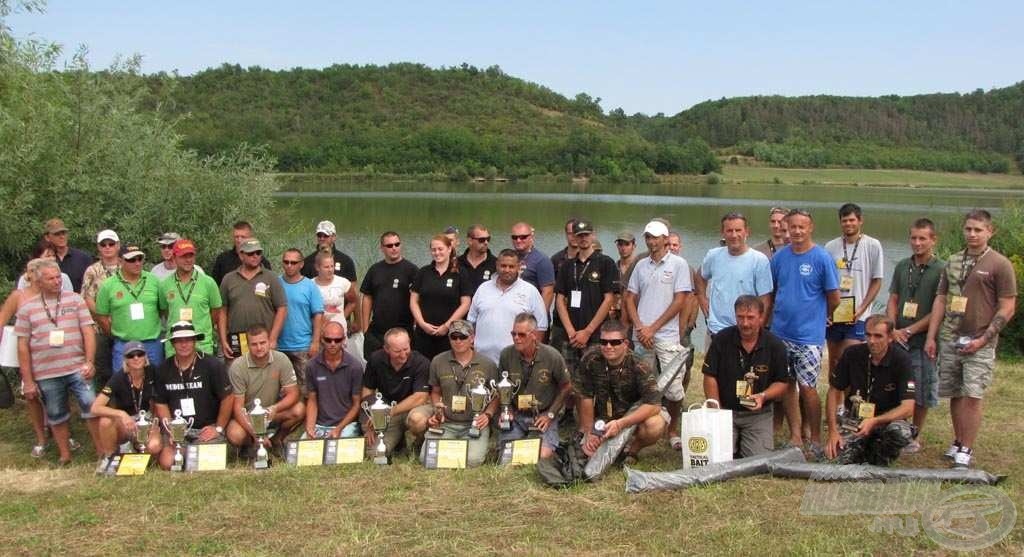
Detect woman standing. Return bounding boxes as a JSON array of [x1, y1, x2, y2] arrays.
[[313, 250, 358, 333], [409, 234, 471, 359]]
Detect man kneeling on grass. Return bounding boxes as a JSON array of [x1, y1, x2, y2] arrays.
[[825, 314, 916, 465], [303, 321, 364, 439]]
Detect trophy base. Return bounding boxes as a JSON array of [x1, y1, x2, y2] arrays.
[[527, 427, 542, 433], [373, 454, 389, 465], [468, 426, 481, 439], [253, 457, 270, 470], [739, 399, 758, 408], [427, 427, 444, 436], [171, 446, 185, 472], [498, 420, 512, 431]]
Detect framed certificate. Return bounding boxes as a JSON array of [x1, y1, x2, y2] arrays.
[[423, 439, 468, 469], [186, 443, 228, 472], [499, 438, 541, 466], [114, 454, 151, 476]]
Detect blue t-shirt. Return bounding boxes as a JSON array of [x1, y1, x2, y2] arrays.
[[770, 245, 839, 345], [701, 247, 773, 333], [519, 249, 555, 291], [278, 276, 325, 351]]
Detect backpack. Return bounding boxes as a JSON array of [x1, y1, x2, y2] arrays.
[[537, 433, 589, 488]]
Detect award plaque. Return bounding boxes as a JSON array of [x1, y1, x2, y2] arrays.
[[287, 439, 325, 466], [327, 438, 364, 465], [185, 443, 228, 472], [832, 296, 856, 325], [498, 438, 541, 466], [423, 439, 468, 469]]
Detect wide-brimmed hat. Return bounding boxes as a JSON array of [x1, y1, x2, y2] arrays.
[[164, 321, 205, 342]]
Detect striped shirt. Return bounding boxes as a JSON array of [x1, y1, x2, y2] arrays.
[[14, 291, 94, 380]]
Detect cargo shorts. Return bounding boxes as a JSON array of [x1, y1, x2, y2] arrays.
[[937, 338, 996, 399]]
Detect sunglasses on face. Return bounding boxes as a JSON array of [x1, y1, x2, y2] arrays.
[[511, 234, 531, 241], [510, 331, 531, 338], [322, 336, 346, 344], [99, 241, 117, 248], [123, 256, 144, 263], [160, 245, 175, 250], [448, 333, 469, 341], [282, 260, 302, 265], [125, 352, 146, 360], [382, 242, 401, 249], [599, 338, 626, 346], [244, 251, 263, 257], [471, 236, 491, 242], [316, 233, 331, 239]]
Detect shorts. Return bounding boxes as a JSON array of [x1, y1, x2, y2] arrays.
[[37, 372, 95, 425], [498, 412, 561, 452], [826, 321, 866, 343], [303, 422, 362, 439], [733, 409, 774, 458], [283, 351, 310, 394], [937, 339, 996, 399], [112, 338, 164, 372], [634, 339, 687, 402], [781, 340, 823, 388], [896, 344, 938, 408]]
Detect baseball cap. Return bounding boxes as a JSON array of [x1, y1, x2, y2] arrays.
[[239, 239, 263, 253], [172, 238, 197, 256], [44, 218, 68, 234], [122, 341, 147, 357], [643, 220, 669, 238], [157, 232, 181, 246], [449, 320, 475, 336], [315, 221, 336, 236], [96, 229, 120, 244], [444, 225, 459, 235], [615, 231, 634, 243], [120, 244, 145, 259], [573, 220, 594, 235]]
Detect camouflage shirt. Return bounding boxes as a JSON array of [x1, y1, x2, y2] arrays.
[[574, 350, 660, 421]]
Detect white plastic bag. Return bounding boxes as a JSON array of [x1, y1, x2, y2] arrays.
[[681, 399, 733, 469], [346, 331, 366, 365]]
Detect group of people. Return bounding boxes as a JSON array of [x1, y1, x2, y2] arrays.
[[2, 204, 1014, 473]]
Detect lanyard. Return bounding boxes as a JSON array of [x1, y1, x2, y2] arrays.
[[129, 372, 145, 415], [40, 294, 61, 327], [842, 235, 862, 270], [905, 256, 932, 301], [174, 273, 198, 305], [737, 347, 754, 377], [767, 238, 777, 255], [117, 271, 148, 301], [956, 247, 990, 289], [863, 357, 876, 404], [452, 361, 473, 394], [176, 355, 196, 391], [572, 257, 592, 290]]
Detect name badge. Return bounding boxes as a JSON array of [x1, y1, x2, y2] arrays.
[[334, 262, 341, 271], [606, 399, 614, 418], [48, 329, 65, 347], [179, 307, 193, 321], [570, 290, 582, 309], [839, 275, 854, 291], [254, 282, 268, 298], [902, 301, 918, 319], [949, 295, 968, 315], [517, 394, 535, 410], [857, 402, 876, 419], [129, 302, 145, 321], [450, 395, 467, 413], [179, 398, 196, 417], [446, 278, 454, 288]]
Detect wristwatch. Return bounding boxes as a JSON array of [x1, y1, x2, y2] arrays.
[[547, 412, 556, 420], [215, 425, 224, 435]]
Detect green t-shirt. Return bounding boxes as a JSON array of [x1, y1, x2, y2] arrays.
[[228, 350, 297, 409], [158, 271, 223, 356], [95, 271, 162, 341], [888, 256, 944, 349]]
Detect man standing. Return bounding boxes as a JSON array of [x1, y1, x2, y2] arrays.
[[554, 220, 619, 371], [210, 221, 270, 286], [15, 261, 100, 465], [612, 231, 637, 324], [278, 248, 325, 383], [359, 231, 419, 356], [467, 249, 549, 363], [151, 322, 233, 470], [424, 320, 499, 467], [301, 220, 357, 283], [550, 218, 580, 282], [158, 239, 222, 357], [885, 218, 944, 453], [456, 224, 498, 295], [754, 207, 790, 259], [226, 326, 305, 452], [81, 229, 121, 387], [824, 203, 885, 375], [511, 222, 555, 310], [95, 243, 163, 370], [360, 328, 433, 457], [150, 232, 181, 281], [304, 321, 364, 439], [825, 315, 916, 465], [218, 239, 288, 360], [702, 296, 791, 458], [497, 314, 572, 459], [697, 213, 773, 336], [770, 209, 840, 457], [926, 209, 1016, 469], [42, 218, 93, 293], [624, 220, 692, 450]]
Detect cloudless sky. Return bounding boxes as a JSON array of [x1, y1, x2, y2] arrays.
[[5, 1, 1023, 115]]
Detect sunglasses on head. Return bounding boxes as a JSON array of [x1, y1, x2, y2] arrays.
[[599, 338, 626, 346], [322, 336, 346, 344], [382, 242, 401, 249], [511, 234, 531, 241], [448, 333, 469, 340], [125, 352, 146, 360]]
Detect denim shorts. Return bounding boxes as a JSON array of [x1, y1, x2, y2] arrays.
[[826, 321, 866, 343], [38, 372, 96, 425], [498, 412, 562, 452], [303, 422, 362, 439]]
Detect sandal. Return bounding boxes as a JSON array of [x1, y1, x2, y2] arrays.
[[30, 443, 47, 458], [68, 438, 82, 452], [623, 451, 639, 466], [670, 436, 683, 451]]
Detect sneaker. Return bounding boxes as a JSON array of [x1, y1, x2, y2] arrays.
[[952, 448, 972, 469], [95, 456, 111, 475], [901, 440, 922, 455], [68, 438, 82, 452], [807, 443, 827, 463], [30, 443, 48, 458], [669, 436, 683, 451], [944, 441, 961, 460]]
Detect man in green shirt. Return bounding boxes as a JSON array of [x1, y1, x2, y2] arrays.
[[158, 239, 223, 357], [95, 243, 163, 370]]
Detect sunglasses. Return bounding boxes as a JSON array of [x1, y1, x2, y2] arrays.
[[471, 236, 491, 243], [599, 338, 626, 346], [125, 352, 147, 360], [382, 242, 401, 249], [99, 241, 117, 248], [160, 244, 175, 249], [510, 234, 532, 241], [322, 336, 346, 344], [615, 240, 632, 245], [282, 260, 302, 265], [448, 333, 469, 340], [316, 232, 331, 239], [510, 331, 531, 338], [244, 251, 263, 257], [123, 256, 144, 263]]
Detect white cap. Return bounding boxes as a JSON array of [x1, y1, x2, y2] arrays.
[[642, 220, 669, 238], [315, 221, 336, 236], [96, 229, 119, 243]]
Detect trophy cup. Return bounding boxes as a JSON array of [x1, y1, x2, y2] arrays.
[[738, 370, 759, 408], [248, 398, 270, 469], [164, 409, 192, 472], [840, 391, 864, 433], [468, 378, 493, 439], [135, 410, 152, 452], [490, 371, 519, 431], [362, 392, 395, 465]]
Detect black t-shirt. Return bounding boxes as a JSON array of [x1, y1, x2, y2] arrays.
[[554, 252, 619, 331], [301, 246, 357, 282], [360, 259, 418, 335], [456, 249, 497, 295], [362, 349, 430, 404], [701, 326, 791, 412], [100, 366, 158, 415], [152, 355, 232, 429], [830, 343, 915, 415], [58, 247, 93, 293], [412, 264, 472, 325], [211, 247, 270, 286]]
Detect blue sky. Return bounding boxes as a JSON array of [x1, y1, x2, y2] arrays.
[[6, 1, 1022, 115]]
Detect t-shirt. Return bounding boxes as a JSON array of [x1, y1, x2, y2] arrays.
[[701, 326, 791, 412], [359, 259, 419, 335], [936, 248, 1017, 340], [519, 248, 555, 291], [211, 247, 271, 287], [627, 252, 693, 342], [158, 272, 223, 356], [228, 350, 297, 408], [151, 262, 203, 282], [412, 264, 472, 326], [497, 343, 570, 412], [151, 355, 231, 429], [888, 256, 945, 349], [428, 350, 499, 423], [219, 267, 288, 334], [94, 271, 162, 341], [700, 247, 774, 333], [14, 291, 94, 380], [362, 349, 431, 404], [278, 276, 325, 352], [554, 252, 619, 332], [824, 234, 885, 322], [753, 239, 786, 260], [18, 273, 73, 293], [574, 351, 661, 421], [56, 247, 93, 293], [81, 261, 119, 303], [305, 351, 364, 427], [770, 245, 840, 345], [456, 249, 497, 295], [315, 275, 352, 329], [467, 278, 549, 363], [301, 246, 357, 282], [100, 367, 157, 415], [830, 343, 914, 415]]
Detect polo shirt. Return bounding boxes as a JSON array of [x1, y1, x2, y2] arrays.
[[100, 367, 157, 414], [830, 343, 914, 415], [14, 291, 94, 380], [824, 234, 885, 323], [574, 351, 661, 421], [555, 252, 619, 332], [210, 247, 271, 287], [301, 245, 357, 282], [519, 248, 555, 291], [278, 276, 325, 351], [701, 326, 791, 412], [95, 271, 162, 341], [497, 343, 570, 412], [770, 245, 840, 345], [428, 350, 499, 423], [152, 355, 231, 429], [362, 349, 430, 404], [158, 271, 223, 356], [219, 267, 288, 334], [57, 247, 93, 293], [700, 247, 773, 333], [888, 256, 945, 349], [626, 252, 693, 342], [228, 350, 297, 408], [457, 249, 497, 295], [305, 351, 364, 427], [359, 258, 419, 335], [412, 264, 472, 325], [467, 278, 549, 363]]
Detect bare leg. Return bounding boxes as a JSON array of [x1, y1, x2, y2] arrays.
[[799, 385, 822, 445], [27, 397, 47, 446], [956, 397, 983, 448], [783, 383, 802, 446], [96, 416, 120, 455], [84, 418, 101, 457], [51, 421, 72, 462], [912, 404, 928, 431]]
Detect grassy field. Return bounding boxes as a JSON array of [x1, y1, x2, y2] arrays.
[[718, 165, 1024, 189], [1, 359, 1021, 556]]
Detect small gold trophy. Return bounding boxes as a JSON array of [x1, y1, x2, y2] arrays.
[[468, 378, 493, 439], [362, 392, 394, 465], [248, 398, 269, 469], [840, 391, 865, 433], [490, 371, 519, 432], [738, 370, 758, 408]]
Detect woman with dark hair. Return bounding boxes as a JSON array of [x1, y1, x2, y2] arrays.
[[409, 234, 471, 358]]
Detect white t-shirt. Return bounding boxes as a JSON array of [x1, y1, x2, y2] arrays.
[[824, 234, 884, 322], [316, 275, 352, 331]]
